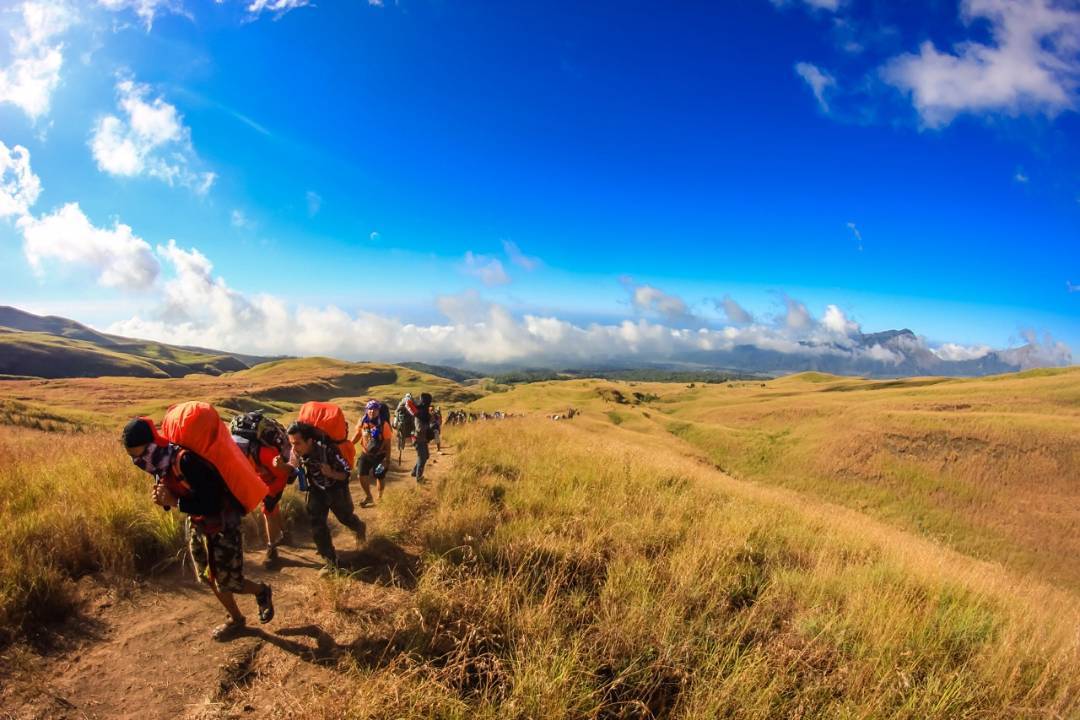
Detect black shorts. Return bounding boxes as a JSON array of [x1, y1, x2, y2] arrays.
[[359, 453, 387, 479]]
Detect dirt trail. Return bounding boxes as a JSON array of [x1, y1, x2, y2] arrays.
[[2, 444, 453, 720]]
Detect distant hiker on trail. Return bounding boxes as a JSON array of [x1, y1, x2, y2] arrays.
[[351, 399, 392, 503], [393, 393, 416, 465], [406, 392, 434, 483], [277, 421, 366, 574], [431, 405, 443, 452], [230, 411, 292, 568], [122, 417, 274, 641]]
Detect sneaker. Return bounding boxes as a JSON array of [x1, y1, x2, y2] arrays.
[[261, 544, 279, 568], [319, 559, 341, 577]]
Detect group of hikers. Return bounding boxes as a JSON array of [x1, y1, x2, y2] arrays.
[[444, 409, 517, 424], [120, 392, 439, 641]]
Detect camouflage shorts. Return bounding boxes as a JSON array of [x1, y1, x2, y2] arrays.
[[188, 517, 245, 593]]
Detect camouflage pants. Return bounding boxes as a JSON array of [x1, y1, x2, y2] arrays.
[[188, 516, 245, 593]]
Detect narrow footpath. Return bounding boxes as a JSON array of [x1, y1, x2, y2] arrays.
[[2, 443, 455, 720]]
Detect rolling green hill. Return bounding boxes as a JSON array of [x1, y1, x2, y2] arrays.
[[0, 305, 279, 378]]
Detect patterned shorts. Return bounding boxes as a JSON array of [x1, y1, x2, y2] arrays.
[[188, 517, 245, 593]]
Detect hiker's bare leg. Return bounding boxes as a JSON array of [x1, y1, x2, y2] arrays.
[[210, 586, 244, 622], [357, 474, 374, 503], [264, 507, 284, 545]]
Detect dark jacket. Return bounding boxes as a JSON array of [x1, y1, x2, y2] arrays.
[[169, 451, 240, 517]]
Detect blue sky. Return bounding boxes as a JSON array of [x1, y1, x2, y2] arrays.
[[0, 0, 1076, 366]]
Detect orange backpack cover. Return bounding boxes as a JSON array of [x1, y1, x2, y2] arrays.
[[160, 402, 268, 514], [297, 401, 356, 468]]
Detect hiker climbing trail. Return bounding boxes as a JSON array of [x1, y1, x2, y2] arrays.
[[1, 444, 456, 720]]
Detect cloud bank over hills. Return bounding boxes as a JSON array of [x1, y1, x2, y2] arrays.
[[1, 138, 1072, 377]]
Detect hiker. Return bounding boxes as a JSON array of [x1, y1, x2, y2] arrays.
[[230, 411, 292, 568], [276, 421, 366, 573], [406, 392, 434, 483], [122, 417, 274, 641], [351, 399, 393, 502], [431, 405, 443, 452]]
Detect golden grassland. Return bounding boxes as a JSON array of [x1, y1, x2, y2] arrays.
[[0, 356, 482, 430], [470, 368, 1080, 592], [313, 420, 1078, 718], [1, 361, 1078, 716]]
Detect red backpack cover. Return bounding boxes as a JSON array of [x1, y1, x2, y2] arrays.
[[297, 401, 356, 468], [160, 401, 268, 513]]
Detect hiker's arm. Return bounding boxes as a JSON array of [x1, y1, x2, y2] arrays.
[[350, 421, 364, 446]]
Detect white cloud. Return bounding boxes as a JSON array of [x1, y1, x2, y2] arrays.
[[781, 294, 813, 332], [882, 0, 1080, 127], [246, 0, 311, 19], [821, 304, 860, 337], [1000, 329, 1073, 369], [305, 190, 321, 216], [0, 141, 42, 219], [846, 221, 863, 251], [93, 243, 1070, 371], [369, 231, 380, 241], [96, 0, 184, 29], [715, 295, 753, 324], [932, 342, 993, 361], [1014, 170, 1029, 183], [622, 277, 696, 324], [230, 209, 252, 229], [90, 78, 215, 193], [502, 239, 541, 271], [463, 251, 510, 286], [17, 202, 159, 289], [0, 0, 76, 121], [1068, 280, 1079, 293], [772, 0, 841, 11], [794, 61, 836, 112]]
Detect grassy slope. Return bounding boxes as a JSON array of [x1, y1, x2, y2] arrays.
[[0, 329, 173, 379], [0, 357, 479, 639], [350, 420, 1078, 718], [466, 369, 1080, 592], [0, 356, 483, 430], [1, 364, 1078, 716]]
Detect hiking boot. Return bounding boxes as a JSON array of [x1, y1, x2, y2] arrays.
[[261, 544, 279, 568], [256, 583, 274, 624], [318, 558, 341, 577], [354, 521, 367, 549]]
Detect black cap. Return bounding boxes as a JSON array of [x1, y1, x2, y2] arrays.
[[122, 417, 154, 448], [420, 392, 433, 406]]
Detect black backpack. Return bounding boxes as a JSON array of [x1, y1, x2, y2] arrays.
[[229, 411, 289, 458]]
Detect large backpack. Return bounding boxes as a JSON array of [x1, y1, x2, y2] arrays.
[[160, 402, 268, 514], [394, 397, 416, 436], [229, 410, 289, 459], [297, 401, 356, 468]]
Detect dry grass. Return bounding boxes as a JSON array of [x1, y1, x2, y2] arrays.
[[0, 428, 183, 639], [471, 369, 1080, 591], [327, 421, 1080, 718]]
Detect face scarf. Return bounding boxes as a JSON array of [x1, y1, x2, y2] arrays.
[[133, 442, 179, 479]]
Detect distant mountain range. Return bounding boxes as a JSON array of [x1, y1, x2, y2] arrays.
[[674, 329, 1025, 378], [0, 305, 1068, 380], [0, 306, 281, 379]]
